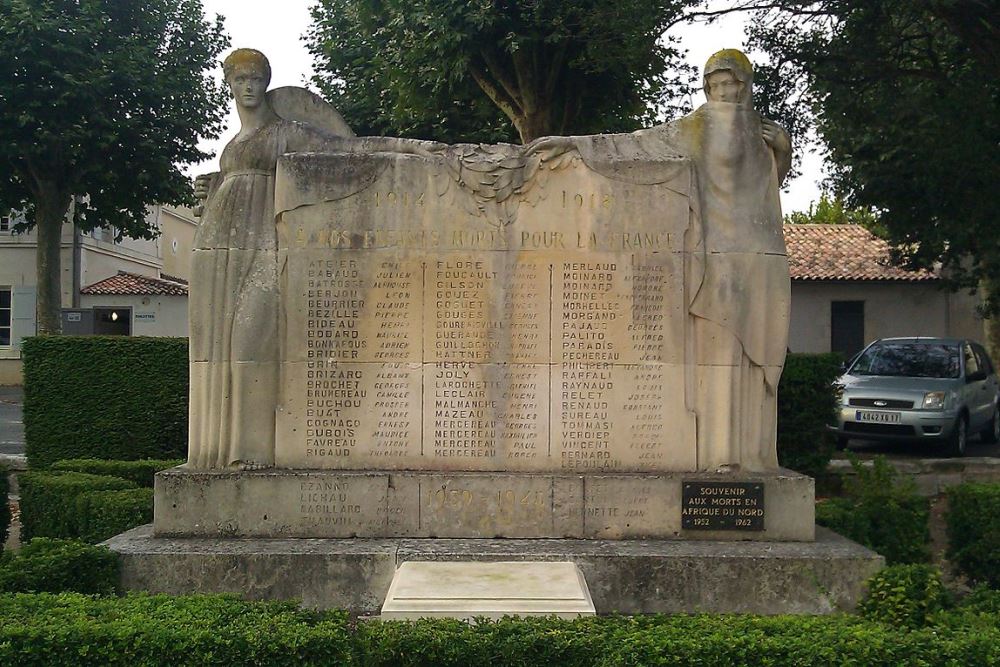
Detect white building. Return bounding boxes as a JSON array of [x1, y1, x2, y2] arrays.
[[0, 205, 197, 384], [785, 224, 984, 356]]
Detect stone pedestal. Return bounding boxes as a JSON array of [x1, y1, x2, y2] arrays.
[[106, 526, 882, 615], [154, 466, 814, 541]]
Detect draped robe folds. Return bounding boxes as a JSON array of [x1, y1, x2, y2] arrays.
[[571, 101, 790, 471], [188, 119, 343, 469]]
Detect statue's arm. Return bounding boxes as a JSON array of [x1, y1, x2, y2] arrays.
[[761, 118, 792, 184], [287, 125, 446, 158]]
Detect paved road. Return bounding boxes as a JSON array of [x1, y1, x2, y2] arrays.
[[842, 434, 1000, 459], [0, 386, 25, 457]]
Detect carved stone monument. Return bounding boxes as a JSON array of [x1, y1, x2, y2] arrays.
[[109, 48, 882, 614]]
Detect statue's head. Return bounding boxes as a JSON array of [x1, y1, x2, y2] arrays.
[[223, 48, 272, 109], [703, 49, 753, 106]]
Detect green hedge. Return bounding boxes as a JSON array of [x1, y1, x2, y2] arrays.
[[0, 594, 999, 666], [0, 463, 9, 549], [22, 336, 188, 467], [859, 564, 949, 628], [0, 594, 352, 666], [19, 472, 136, 541], [0, 538, 119, 595], [51, 458, 183, 488], [947, 482, 1000, 588], [816, 456, 930, 564], [777, 353, 842, 477], [75, 488, 154, 544]]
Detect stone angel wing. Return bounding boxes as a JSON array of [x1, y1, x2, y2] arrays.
[[267, 87, 355, 138]]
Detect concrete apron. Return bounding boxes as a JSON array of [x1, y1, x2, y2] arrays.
[[105, 525, 882, 615]]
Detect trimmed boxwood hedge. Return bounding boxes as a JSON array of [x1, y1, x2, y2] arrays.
[[75, 488, 154, 544], [0, 463, 9, 549], [22, 336, 188, 467], [776, 353, 842, 477], [946, 482, 1000, 588], [816, 456, 929, 564], [51, 458, 183, 488], [19, 471, 137, 541], [0, 594, 999, 666], [0, 538, 119, 595]]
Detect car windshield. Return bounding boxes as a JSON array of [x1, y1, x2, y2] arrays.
[[850, 342, 960, 378]]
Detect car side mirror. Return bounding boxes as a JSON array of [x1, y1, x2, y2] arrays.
[[967, 370, 987, 383]]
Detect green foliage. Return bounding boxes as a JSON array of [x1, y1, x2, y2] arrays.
[[0, 539, 119, 595], [18, 472, 136, 541], [749, 1, 1000, 315], [776, 353, 842, 476], [0, 464, 9, 549], [51, 458, 183, 488], [817, 455, 930, 564], [784, 192, 884, 235], [860, 565, 948, 628], [22, 336, 188, 467], [0, 593, 353, 666], [75, 488, 154, 544], [2, 598, 1000, 666], [306, 0, 697, 144], [0, 0, 230, 332], [946, 482, 1000, 588]]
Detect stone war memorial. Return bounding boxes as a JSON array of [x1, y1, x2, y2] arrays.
[[108, 48, 882, 615]]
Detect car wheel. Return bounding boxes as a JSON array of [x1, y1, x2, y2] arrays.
[[835, 436, 849, 451], [945, 415, 968, 457], [982, 405, 1000, 444]]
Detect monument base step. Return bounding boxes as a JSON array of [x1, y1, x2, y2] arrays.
[[105, 525, 881, 615], [154, 467, 814, 541]]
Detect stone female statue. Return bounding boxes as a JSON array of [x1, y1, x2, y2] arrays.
[[188, 49, 440, 469], [528, 49, 792, 472]]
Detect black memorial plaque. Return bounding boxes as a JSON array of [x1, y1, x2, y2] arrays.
[[681, 481, 765, 531]]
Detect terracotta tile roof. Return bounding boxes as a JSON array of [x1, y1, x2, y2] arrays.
[[81, 271, 189, 296], [783, 224, 937, 282]]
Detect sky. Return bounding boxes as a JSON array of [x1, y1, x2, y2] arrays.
[[195, 0, 826, 213]]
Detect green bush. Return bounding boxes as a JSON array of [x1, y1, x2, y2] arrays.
[[817, 455, 930, 564], [19, 471, 136, 541], [75, 488, 154, 543], [0, 594, 352, 666], [22, 336, 188, 467], [860, 565, 949, 628], [51, 458, 183, 488], [0, 463, 9, 549], [946, 482, 1000, 588], [777, 353, 842, 476], [0, 538, 119, 595], [1, 597, 997, 667]]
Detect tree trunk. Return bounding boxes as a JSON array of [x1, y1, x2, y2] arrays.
[[513, 107, 554, 144], [34, 189, 71, 335]]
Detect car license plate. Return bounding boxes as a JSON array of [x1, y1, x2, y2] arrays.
[[855, 410, 901, 423]]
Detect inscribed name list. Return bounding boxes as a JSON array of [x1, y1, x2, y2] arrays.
[[274, 152, 697, 473]]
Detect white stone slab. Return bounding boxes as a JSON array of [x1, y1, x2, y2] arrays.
[[380, 561, 595, 620]]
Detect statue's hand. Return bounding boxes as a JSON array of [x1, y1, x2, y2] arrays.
[[524, 136, 577, 169], [761, 119, 792, 183], [194, 173, 215, 201], [761, 119, 791, 158]]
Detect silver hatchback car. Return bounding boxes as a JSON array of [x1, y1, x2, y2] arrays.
[[831, 337, 1000, 456]]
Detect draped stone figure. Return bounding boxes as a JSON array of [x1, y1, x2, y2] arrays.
[[188, 49, 440, 469], [528, 49, 792, 472]]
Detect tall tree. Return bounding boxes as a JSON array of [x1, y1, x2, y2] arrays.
[[784, 192, 882, 233], [0, 0, 229, 333], [745, 1, 1000, 351], [306, 0, 700, 144]]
